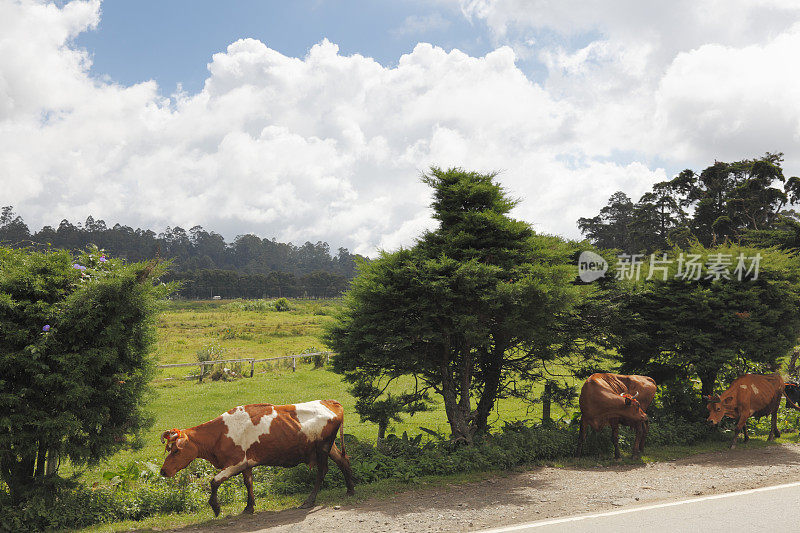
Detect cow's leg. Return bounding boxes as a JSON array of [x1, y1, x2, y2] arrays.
[[631, 422, 645, 459], [770, 402, 780, 440], [328, 443, 355, 495], [209, 463, 249, 517], [742, 422, 750, 442], [241, 467, 255, 514], [575, 416, 587, 457], [732, 415, 749, 448], [639, 421, 650, 453], [611, 421, 621, 460], [300, 448, 330, 509], [209, 479, 222, 517]]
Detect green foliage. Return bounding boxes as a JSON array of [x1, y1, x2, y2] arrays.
[[273, 297, 292, 311], [0, 475, 207, 531], [327, 167, 583, 442], [579, 153, 800, 254], [0, 245, 173, 502], [611, 243, 800, 395]]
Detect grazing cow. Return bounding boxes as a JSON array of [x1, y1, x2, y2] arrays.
[[705, 373, 784, 448], [576, 373, 656, 460], [160, 400, 355, 516]]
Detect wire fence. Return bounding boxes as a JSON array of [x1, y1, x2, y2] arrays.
[[156, 351, 334, 382]]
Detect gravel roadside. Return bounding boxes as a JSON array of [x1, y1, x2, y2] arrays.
[[168, 443, 800, 533]]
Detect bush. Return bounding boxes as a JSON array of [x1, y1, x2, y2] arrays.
[[0, 476, 207, 532], [273, 297, 292, 312]]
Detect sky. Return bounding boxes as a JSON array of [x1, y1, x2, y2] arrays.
[[2, 0, 800, 256]]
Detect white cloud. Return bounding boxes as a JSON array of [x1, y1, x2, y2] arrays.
[[457, 0, 800, 175], [7, 0, 799, 257]]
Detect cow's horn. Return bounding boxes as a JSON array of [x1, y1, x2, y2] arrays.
[[632, 391, 639, 399]]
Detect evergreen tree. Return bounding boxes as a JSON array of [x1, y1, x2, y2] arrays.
[[326, 168, 581, 442]]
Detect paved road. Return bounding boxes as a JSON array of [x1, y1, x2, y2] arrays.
[[478, 481, 800, 533]]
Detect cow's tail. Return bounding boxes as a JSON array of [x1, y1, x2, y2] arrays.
[[339, 414, 347, 458]]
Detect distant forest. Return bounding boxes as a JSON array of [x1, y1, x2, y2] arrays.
[[0, 207, 364, 299]]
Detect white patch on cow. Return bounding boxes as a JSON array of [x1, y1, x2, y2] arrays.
[[740, 385, 748, 389], [221, 405, 278, 453], [751, 385, 760, 394], [294, 400, 337, 441]]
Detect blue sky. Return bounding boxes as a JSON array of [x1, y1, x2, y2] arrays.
[[4, 0, 800, 254], [76, 1, 499, 94]]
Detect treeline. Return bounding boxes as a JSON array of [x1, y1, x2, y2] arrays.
[[0, 208, 363, 298], [578, 152, 800, 254]]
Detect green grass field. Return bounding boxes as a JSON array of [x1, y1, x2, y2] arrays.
[[88, 298, 565, 480]]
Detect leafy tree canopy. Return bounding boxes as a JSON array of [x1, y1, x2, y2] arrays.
[[326, 168, 584, 442]]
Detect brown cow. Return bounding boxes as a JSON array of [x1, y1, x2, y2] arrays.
[[705, 373, 784, 448], [160, 400, 355, 516], [576, 373, 656, 459]]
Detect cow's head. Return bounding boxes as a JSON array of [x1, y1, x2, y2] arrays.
[[704, 394, 733, 425], [786, 382, 800, 410], [621, 392, 648, 422], [159, 428, 198, 477]]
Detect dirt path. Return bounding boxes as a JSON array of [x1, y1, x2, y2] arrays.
[[169, 443, 800, 533]]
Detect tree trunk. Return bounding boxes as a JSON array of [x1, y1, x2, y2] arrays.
[[440, 359, 472, 443], [46, 449, 59, 476], [699, 370, 718, 398], [34, 441, 46, 479], [473, 345, 504, 435], [542, 382, 552, 426]]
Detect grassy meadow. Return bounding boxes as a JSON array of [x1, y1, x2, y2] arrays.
[[87, 298, 564, 479]]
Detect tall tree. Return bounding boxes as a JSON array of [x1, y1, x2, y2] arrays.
[[326, 168, 580, 442], [578, 192, 635, 251]]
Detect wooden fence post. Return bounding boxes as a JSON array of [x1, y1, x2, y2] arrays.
[[292, 357, 296, 372], [250, 360, 255, 378], [198, 363, 204, 383]]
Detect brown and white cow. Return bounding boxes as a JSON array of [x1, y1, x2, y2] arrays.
[[705, 373, 784, 448], [576, 373, 656, 460], [160, 400, 355, 516]]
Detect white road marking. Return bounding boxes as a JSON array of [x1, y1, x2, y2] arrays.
[[476, 480, 800, 533], [294, 400, 337, 441]]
